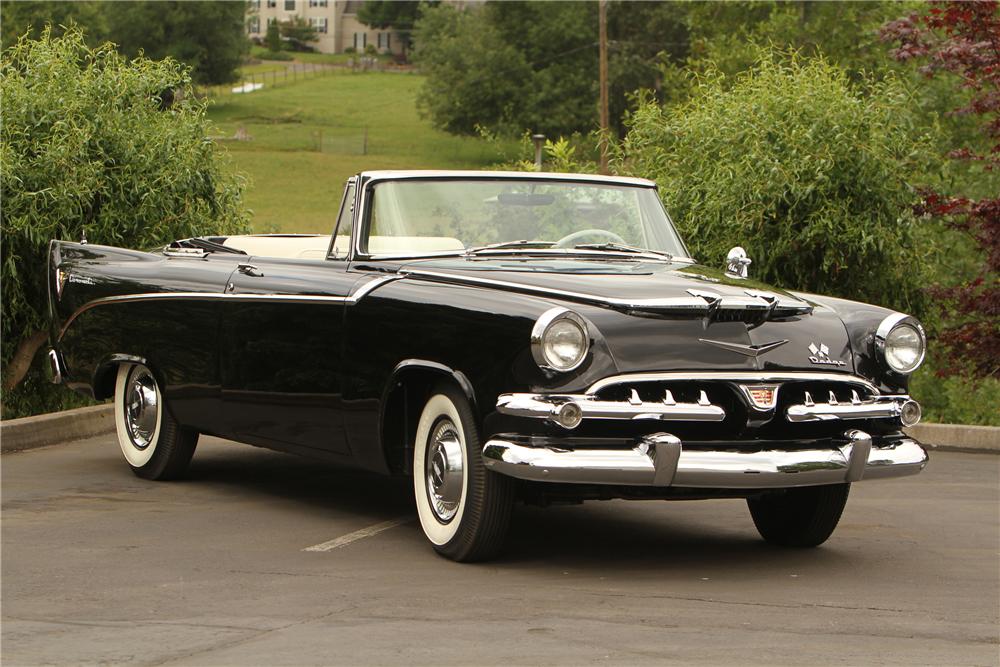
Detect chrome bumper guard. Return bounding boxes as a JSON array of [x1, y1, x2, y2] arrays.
[[496, 391, 726, 424], [482, 430, 928, 489]]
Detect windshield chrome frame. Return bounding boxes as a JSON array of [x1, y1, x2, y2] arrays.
[[351, 173, 695, 263]]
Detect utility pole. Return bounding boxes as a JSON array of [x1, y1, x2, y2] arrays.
[[598, 0, 609, 175]]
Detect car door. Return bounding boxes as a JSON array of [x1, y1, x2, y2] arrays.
[[220, 181, 359, 457]]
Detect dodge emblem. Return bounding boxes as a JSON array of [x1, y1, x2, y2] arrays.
[[739, 384, 780, 411], [808, 342, 846, 367]]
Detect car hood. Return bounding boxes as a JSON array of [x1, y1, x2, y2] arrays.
[[399, 255, 857, 375]]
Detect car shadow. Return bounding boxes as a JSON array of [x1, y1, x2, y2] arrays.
[[181, 441, 854, 571], [183, 442, 415, 522]]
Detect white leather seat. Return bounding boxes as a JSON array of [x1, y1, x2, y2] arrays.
[[221, 235, 464, 259]]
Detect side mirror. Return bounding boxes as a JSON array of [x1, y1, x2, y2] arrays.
[[725, 246, 751, 279]]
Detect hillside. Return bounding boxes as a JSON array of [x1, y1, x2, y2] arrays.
[[207, 70, 515, 233]]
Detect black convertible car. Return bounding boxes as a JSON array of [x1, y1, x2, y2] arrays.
[[47, 170, 928, 561]]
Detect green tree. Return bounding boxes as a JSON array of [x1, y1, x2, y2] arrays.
[[357, 0, 424, 56], [107, 1, 248, 85], [1, 28, 250, 417], [0, 0, 108, 48], [265, 19, 282, 52], [279, 16, 318, 52], [618, 50, 936, 315], [413, 1, 689, 137], [681, 1, 909, 77], [413, 4, 531, 135]]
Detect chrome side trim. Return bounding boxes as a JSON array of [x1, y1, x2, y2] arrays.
[[482, 434, 928, 488], [496, 392, 726, 423], [587, 371, 880, 396], [57, 276, 405, 341], [786, 395, 913, 422], [348, 274, 404, 302], [400, 269, 812, 315]]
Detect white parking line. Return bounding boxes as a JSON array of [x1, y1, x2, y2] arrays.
[[302, 517, 413, 552]]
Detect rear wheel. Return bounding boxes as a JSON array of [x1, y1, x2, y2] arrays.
[[114, 363, 198, 480], [412, 383, 514, 562], [747, 484, 850, 547]]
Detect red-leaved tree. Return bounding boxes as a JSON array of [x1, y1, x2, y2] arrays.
[[882, 1, 1000, 379]]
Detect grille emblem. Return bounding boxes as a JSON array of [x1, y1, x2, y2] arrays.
[[739, 384, 780, 411], [808, 342, 846, 367], [699, 338, 788, 357]]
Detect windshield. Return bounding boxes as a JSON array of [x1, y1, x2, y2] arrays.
[[362, 178, 689, 258]]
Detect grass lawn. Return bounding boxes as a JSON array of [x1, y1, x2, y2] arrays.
[[207, 71, 516, 233]]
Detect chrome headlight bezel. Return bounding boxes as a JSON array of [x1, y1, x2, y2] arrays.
[[874, 313, 927, 375], [531, 308, 590, 372]]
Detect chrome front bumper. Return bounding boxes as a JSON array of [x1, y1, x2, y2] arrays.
[[482, 431, 928, 489]]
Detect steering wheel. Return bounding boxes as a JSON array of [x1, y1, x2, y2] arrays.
[[554, 228, 628, 248]]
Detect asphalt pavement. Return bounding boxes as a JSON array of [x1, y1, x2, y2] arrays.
[[2, 435, 998, 666]]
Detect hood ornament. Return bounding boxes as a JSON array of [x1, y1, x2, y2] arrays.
[[725, 246, 751, 279]]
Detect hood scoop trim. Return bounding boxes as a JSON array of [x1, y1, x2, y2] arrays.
[[401, 269, 813, 321]]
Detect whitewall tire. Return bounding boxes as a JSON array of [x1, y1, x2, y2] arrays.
[[412, 383, 514, 561], [114, 363, 198, 480]]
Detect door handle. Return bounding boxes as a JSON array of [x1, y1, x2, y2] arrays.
[[237, 263, 263, 277]]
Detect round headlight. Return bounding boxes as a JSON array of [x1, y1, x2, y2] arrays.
[[531, 308, 589, 372], [876, 314, 926, 374]]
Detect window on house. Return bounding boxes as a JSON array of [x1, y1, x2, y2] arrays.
[[310, 17, 328, 33], [249, 17, 261, 33], [267, 16, 278, 26], [284, 0, 295, 10], [266, 0, 276, 7], [309, 0, 328, 6]]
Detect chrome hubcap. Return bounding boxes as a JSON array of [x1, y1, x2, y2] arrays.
[[124, 367, 158, 449], [425, 419, 464, 523]]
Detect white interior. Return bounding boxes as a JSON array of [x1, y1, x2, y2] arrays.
[[221, 234, 464, 259]]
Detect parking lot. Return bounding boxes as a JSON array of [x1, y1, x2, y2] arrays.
[[2, 435, 998, 666]]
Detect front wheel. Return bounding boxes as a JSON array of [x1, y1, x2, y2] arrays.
[[747, 484, 850, 548], [114, 363, 198, 480], [413, 383, 514, 562]]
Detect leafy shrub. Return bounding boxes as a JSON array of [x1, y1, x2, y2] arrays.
[[1, 28, 249, 418], [910, 358, 1000, 426], [618, 50, 936, 317]]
